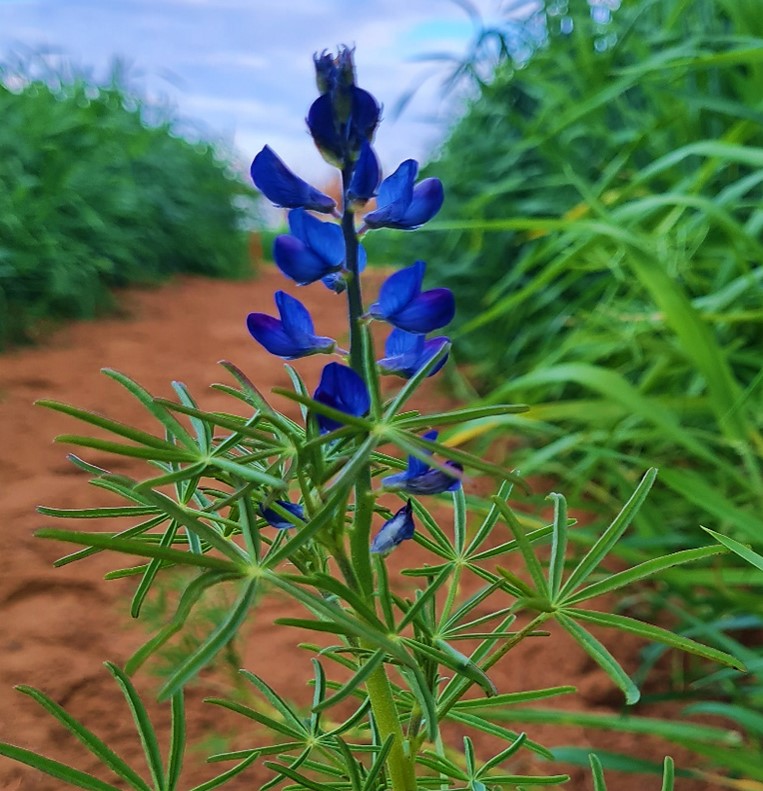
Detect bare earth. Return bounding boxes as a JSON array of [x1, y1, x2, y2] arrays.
[[0, 267, 718, 790]]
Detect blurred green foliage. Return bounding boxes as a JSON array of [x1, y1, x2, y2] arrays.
[[0, 60, 255, 348], [371, 0, 763, 781]]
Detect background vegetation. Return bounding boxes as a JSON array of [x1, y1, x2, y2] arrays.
[[369, 0, 763, 781], [0, 58, 255, 348]]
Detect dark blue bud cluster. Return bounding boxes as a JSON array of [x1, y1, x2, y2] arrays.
[[248, 47, 459, 555]]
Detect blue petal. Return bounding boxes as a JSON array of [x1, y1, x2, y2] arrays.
[[347, 141, 380, 204], [418, 336, 450, 378], [369, 261, 424, 320], [247, 313, 309, 359], [405, 462, 463, 495], [381, 470, 411, 490], [387, 287, 455, 334], [260, 500, 305, 530], [378, 331, 449, 379], [313, 362, 370, 433], [251, 146, 335, 213], [274, 234, 338, 285], [371, 501, 415, 554], [307, 94, 344, 166], [399, 178, 444, 229], [275, 290, 315, 337], [377, 329, 424, 377], [298, 210, 345, 268], [350, 87, 381, 146], [363, 159, 416, 228]]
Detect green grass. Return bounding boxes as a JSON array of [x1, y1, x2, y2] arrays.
[[0, 57, 257, 348], [368, 0, 763, 781]]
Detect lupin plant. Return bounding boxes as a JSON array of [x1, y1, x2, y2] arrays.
[[0, 47, 746, 791]]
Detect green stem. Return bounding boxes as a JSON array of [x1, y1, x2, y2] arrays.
[[339, 168, 413, 791]]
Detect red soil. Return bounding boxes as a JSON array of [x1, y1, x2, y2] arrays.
[[0, 268, 720, 790]]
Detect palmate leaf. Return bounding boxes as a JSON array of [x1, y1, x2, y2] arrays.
[[158, 578, 258, 700], [0, 664, 187, 791], [555, 612, 641, 705], [566, 608, 746, 671]]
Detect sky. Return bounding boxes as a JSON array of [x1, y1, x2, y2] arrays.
[[0, 0, 526, 187]]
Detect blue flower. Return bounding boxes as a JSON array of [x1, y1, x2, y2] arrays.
[[371, 500, 415, 554], [251, 146, 335, 213], [383, 431, 463, 494], [377, 329, 449, 379], [274, 209, 366, 290], [363, 160, 443, 230], [246, 291, 335, 360], [308, 47, 381, 167], [259, 500, 305, 530], [369, 261, 455, 334], [313, 362, 371, 433]]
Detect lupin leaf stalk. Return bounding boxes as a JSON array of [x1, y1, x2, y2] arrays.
[[4, 44, 747, 791]]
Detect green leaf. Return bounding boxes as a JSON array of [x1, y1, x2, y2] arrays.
[[138, 489, 249, 564], [0, 742, 123, 791], [102, 369, 197, 451], [171, 381, 211, 455], [238, 670, 304, 731], [589, 754, 606, 791], [555, 612, 640, 704], [312, 651, 381, 713], [165, 692, 185, 791], [559, 468, 657, 598], [131, 520, 179, 618], [395, 403, 529, 432], [563, 545, 727, 605], [453, 686, 575, 711], [37, 399, 184, 452], [187, 752, 259, 791], [53, 434, 196, 462], [203, 698, 305, 740], [702, 527, 763, 572], [37, 529, 242, 573], [566, 608, 746, 671], [547, 493, 567, 600], [360, 736, 395, 791], [105, 663, 163, 790], [14, 685, 151, 791], [158, 578, 258, 699]]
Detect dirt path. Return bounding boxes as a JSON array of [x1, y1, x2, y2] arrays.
[[0, 268, 714, 790]]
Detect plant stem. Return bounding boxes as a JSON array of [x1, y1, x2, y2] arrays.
[[340, 169, 413, 791]]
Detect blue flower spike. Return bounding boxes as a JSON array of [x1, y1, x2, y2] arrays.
[[383, 431, 463, 494], [363, 159, 444, 230], [247, 291, 335, 360], [308, 47, 381, 168], [259, 500, 305, 530], [378, 328, 450, 379], [313, 362, 371, 434], [251, 146, 335, 213], [371, 500, 415, 555], [369, 261, 455, 334]]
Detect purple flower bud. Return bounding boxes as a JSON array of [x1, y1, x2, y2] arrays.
[[371, 500, 415, 554]]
